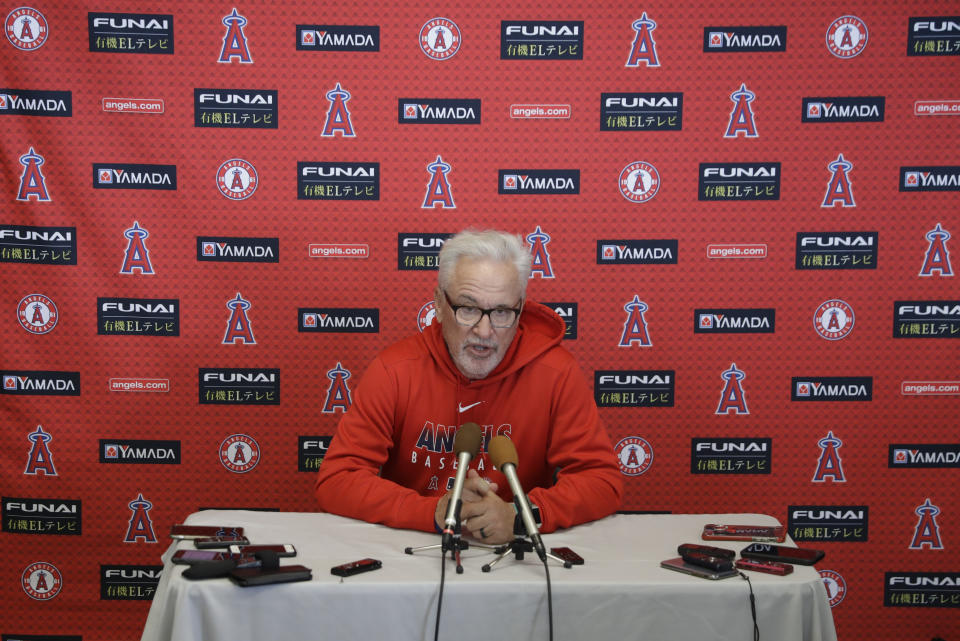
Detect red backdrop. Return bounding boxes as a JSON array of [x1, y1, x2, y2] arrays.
[[2, 1, 958, 639]]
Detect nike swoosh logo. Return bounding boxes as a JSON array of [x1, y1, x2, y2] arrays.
[[458, 401, 483, 413]]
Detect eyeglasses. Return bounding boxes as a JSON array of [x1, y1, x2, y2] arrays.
[[443, 290, 522, 329]]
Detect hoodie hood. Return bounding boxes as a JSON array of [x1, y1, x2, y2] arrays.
[[420, 299, 565, 386]]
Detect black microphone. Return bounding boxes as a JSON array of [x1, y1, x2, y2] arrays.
[[489, 435, 546, 561], [442, 422, 482, 547]]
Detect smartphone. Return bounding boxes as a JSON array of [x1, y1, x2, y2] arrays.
[[680, 551, 734, 572], [172, 549, 232, 565], [229, 565, 312, 586], [228, 543, 296, 557], [702, 523, 786, 543], [740, 543, 825, 565], [550, 547, 585, 565], [677, 543, 735, 560], [661, 557, 739, 580], [170, 525, 244, 540], [735, 558, 794, 576], [194, 535, 249, 549], [330, 558, 382, 577]]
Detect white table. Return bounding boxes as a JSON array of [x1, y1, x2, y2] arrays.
[[140, 511, 837, 641]]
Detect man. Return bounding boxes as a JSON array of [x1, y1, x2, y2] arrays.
[[315, 230, 622, 544]]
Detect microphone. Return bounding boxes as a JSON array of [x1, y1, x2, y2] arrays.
[[442, 422, 482, 547], [489, 435, 546, 561]]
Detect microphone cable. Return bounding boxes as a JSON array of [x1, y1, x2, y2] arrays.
[[541, 554, 555, 641], [433, 545, 447, 641], [739, 571, 760, 641]]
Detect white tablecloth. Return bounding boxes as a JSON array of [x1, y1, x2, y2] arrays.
[[141, 511, 837, 641]]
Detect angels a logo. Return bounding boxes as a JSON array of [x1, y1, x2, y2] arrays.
[[120, 221, 154, 274], [5, 7, 48, 50], [194, 89, 277, 129], [223, 293, 255, 344], [0, 89, 71, 116], [0, 224, 76, 265], [600, 92, 683, 131], [219, 434, 261, 473], [218, 8, 252, 63], [619, 296, 651, 347], [814, 299, 855, 340], [423, 156, 455, 208], [695, 308, 775, 333], [703, 26, 786, 52], [615, 437, 654, 476], [216, 159, 258, 200], [18, 293, 58, 334], [909, 498, 944, 550], [716, 363, 748, 415], [299, 162, 378, 201], [500, 20, 584, 60], [527, 226, 555, 279], [417, 300, 437, 331], [626, 13, 659, 67], [725, 83, 758, 138], [820, 570, 847, 608], [89, 12, 174, 54], [296, 24, 379, 51], [419, 17, 461, 60], [3, 371, 80, 396], [24, 425, 56, 476], [321, 83, 355, 137], [895, 300, 960, 338], [123, 493, 156, 543], [499, 169, 579, 195], [698, 162, 780, 201], [93, 163, 176, 190], [908, 17, 960, 57], [299, 308, 379, 333], [16, 147, 50, 202], [920, 223, 953, 277], [813, 431, 846, 482], [22, 562, 62, 601], [826, 16, 868, 59], [821, 154, 855, 207], [618, 161, 659, 202], [789, 505, 868, 542], [901, 166, 960, 191], [399, 98, 481, 124], [796, 231, 878, 270], [399, 232, 452, 271], [803, 97, 884, 123], [322, 362, 353, 414], [197, 236, 278, 262], [792, 377, 873, 401]]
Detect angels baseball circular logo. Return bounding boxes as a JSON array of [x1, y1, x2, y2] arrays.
[[18, 293, 58, 334], [22, 562, 62, 600], [615, 436, 653, 476], [814, 299, 855, 340], [219, 433, 260, 473], [417, 300, 437, 332], [5, 7, 49, 50], [619, 161, 660, 203], [819, 569, 846, 607], [826, 16, 868, 59], [419, 17, 461, 60], [216, 159, 258, 200]]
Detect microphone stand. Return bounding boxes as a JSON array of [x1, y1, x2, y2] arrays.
[[480, 499, 572, 572], [404, 498, 497, 574]]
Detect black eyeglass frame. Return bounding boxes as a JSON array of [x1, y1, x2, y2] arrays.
[[442, 289, 524, 329]]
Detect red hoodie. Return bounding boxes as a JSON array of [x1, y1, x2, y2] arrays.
[[314, 301, 623, 533]]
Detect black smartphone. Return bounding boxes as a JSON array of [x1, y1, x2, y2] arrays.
[[661, 557, 738, 580], [172, 549, 232, 565], [330, 558, 382, 577], [194, 535, 249, 548], [677, 543, 735, 560], [169, 525, 244, 540], [740, 542, 825, 565], [550, 546, 585, 565], [229, 565, 312, 586]]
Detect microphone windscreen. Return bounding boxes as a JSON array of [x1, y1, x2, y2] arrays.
[[488, 435, 518, 470], [454, 422, 483, 457]]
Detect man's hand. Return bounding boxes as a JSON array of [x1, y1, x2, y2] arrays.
[[434, 469, 513, 543]]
